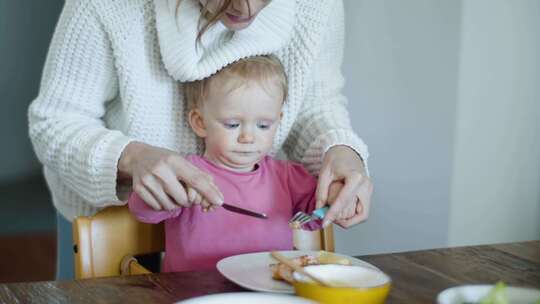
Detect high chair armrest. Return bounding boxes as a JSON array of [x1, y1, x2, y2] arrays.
[[120, 255, 152, 275]]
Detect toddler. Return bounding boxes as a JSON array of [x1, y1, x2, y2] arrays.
[[129, 55, 323, 272]]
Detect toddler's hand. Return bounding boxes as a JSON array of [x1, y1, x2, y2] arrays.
[[186, 186, 216, 212]]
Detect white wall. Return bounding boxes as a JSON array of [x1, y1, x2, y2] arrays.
[[338, 0, 540, 255], [449, 0, 540, 246], [337, 0, 462, 255]]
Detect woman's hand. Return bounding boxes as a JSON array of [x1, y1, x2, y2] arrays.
[[316, 145, 373, 228], [118, 142, 224, 211], [325, 181, 357, 222]]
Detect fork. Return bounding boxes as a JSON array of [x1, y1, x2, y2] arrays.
[[289, 206, 329, 226]]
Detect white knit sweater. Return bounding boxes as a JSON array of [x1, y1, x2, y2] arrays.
[[28, 0, 369, 221]]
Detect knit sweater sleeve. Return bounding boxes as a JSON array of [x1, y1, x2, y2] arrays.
[[28, 0, 133, 207], [285, 0, 369, 175]]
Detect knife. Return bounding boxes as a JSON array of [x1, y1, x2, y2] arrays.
[[222, 203, 268, 219]]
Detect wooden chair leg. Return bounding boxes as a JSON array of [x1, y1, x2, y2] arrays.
[[120, 255, 152, 276], [321, 225, 335, 252]]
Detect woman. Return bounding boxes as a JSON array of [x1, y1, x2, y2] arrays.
[[28, 0, 373, 279]]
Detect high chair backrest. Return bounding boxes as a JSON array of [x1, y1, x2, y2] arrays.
[[73, 205, 164, 279], [73, 205, 334, 279]]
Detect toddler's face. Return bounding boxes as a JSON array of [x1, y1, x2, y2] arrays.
[[194, 77, 283, 172]]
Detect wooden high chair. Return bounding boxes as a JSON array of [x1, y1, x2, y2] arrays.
[[73, 205, 335, 279]]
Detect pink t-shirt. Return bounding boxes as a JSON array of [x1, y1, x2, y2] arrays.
[[128, 155, 317, 272]]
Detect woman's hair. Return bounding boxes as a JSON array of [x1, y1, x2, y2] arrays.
[[177, 0, 252, 45], [184, 55, 288, 109]]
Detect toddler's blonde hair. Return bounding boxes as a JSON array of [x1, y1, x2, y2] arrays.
[[183, 55, 288, 109]]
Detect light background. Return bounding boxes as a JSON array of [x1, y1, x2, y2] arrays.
[[0, 0, 538, 254]]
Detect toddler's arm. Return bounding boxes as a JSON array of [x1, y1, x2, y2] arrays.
[[128, 192, 182, 224]]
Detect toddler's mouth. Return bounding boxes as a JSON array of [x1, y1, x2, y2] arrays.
[[232, 151, 260, 157]]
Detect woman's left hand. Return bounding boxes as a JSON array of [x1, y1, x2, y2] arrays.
[[316, 145, 373, 228]]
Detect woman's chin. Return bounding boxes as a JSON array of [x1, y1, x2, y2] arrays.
[[221, 19, 254, 31]]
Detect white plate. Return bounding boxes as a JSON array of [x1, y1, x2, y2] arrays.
[[437, 284, 540, 304], [176, 292, 316, 303], [216, 250, 380, 294]]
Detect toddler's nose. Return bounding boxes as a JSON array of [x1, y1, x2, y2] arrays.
[[238, 130, 254, 144]]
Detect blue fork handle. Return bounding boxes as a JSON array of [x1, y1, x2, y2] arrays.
[[312, 206, 329, 219]]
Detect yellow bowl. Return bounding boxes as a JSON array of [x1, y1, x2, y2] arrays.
[[292, 264, 391, 304]]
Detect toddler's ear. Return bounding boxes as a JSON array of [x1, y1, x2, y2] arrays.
[[188, 109, 207, 138]]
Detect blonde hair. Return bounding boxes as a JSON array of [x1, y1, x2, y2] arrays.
[[184, 55, 288, 109]]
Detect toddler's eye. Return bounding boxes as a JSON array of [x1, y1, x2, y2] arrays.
[[257, 121, 272, 130], [223, 122, 240, 129]]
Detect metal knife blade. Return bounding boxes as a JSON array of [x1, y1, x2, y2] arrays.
[[222, 203, 268, 219]]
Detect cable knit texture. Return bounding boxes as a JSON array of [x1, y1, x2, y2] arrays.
[[28, 0, 369, 221]]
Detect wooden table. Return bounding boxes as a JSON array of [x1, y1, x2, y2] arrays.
[[1, 241, 538, 303]]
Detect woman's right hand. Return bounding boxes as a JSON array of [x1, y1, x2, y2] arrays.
[[118, 141, 224, 211]]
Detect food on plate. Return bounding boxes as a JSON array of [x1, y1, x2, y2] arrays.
[[478, 282, 507, 304], [459, 282, 540, 304], [270, 254, 318, 283], [270, 251, 351, 284]]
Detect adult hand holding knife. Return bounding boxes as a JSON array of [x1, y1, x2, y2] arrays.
[[123, 143, 268, 219]]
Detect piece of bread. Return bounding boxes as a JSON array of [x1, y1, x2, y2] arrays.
[[270, 252, 351, 284], [270, 255, 319, 283]]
